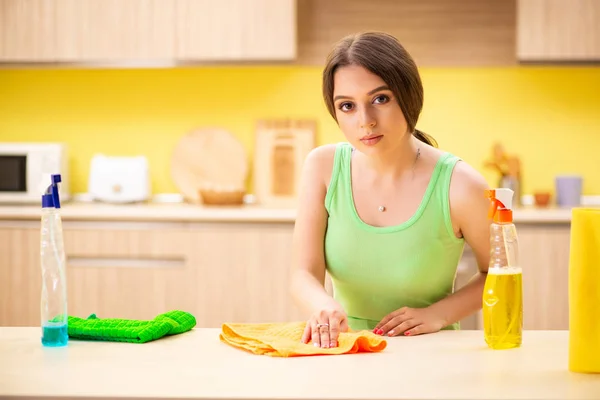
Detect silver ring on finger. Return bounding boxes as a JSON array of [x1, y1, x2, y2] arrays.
[[316, 323, 329, 328]]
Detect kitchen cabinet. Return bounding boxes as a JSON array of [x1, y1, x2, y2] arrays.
[[295, 0, 516, 66], [0, 0, 176, 62], [185, 222, 301, 325], [517, 0, 600, 62], [0, 219, 304, 327], [517, 223, 571, 330], [0, 0, 296, 63], [0, 227, 40, 325], [175, 0, 296, 61], [0, 213, 571, 331]]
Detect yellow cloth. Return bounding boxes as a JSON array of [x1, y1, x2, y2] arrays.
[[219, 321, 387, 357], [569, 208, 600, 373]]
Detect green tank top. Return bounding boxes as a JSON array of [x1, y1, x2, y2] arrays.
[[324, 142, 465, 331]]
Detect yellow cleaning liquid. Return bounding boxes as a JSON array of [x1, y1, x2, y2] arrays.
[[483, 266, 523, 350]]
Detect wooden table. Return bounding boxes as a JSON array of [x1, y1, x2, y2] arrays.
[[1, 328, 599, 400]]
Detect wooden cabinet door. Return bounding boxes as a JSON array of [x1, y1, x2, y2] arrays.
[[175, 0, 297, 61], [63, 221, 195, 321], [0, 224, 40, 326], [187, 222, 303, 328], [0, 0, 175, 62], [517, 0, 600, 61], [0, 0, 58, 61], [54, 0, 176, 62], [517, 223, 571, 330]]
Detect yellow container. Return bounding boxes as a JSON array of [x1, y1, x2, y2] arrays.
[[569, 208, 600, 373]]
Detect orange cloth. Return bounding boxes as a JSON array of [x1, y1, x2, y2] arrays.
[[219, 321, 387, 357]]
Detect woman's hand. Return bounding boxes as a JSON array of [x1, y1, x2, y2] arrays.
[[301, 307, 349, 348], [373, 306, 447, 337]]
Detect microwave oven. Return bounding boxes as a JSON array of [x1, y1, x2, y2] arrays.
[[0, 142, 70, 204]]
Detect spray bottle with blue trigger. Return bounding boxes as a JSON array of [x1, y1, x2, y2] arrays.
[[40, 174, 69, 347]]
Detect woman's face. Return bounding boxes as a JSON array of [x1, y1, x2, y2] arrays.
[[332, 64, 409, 154]]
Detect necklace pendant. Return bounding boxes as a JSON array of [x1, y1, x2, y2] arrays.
[[378, 205, 386, 212]]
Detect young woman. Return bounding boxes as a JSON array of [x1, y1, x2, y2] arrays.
[[290, 32, 491, 348]]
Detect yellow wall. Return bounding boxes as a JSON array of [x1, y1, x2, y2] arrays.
[[1, 66, 599, 196]]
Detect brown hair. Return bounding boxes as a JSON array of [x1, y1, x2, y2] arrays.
[[322, 31, 437, 148]]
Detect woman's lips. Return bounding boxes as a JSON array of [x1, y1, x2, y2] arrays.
[[360, 135, 383, 146]]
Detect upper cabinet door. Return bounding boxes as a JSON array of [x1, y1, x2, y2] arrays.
[[175, 0, 297, 61], [517, 0, 600, 61], [54, 0, 176, 62], [0, 0, 59, 61], [0, 0, 176, 63]]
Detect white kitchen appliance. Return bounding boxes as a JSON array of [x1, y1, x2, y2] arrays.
[[88, 154, 150, 203], [0, 142, 70, 204]]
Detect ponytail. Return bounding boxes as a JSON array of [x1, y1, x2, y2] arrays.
[[413, 129, 438, 148]]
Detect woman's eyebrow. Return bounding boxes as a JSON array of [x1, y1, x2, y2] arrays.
[[333, 85, 391, 101], [367, 85, 390, 95]]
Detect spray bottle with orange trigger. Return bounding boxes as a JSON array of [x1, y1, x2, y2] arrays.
[[482, 188, 523, 349]]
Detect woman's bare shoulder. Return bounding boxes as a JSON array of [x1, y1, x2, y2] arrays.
[[447, 157, 491, 244], [449, 159, 489, 198], [303, 143, 340, 187], [424, 145, 488, 192]]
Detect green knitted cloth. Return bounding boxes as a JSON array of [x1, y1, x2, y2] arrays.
[[67, 310, 196, 343]]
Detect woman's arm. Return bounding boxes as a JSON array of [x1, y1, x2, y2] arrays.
[[290, 144, 349, 347], [427, 161, 491, 327], [290, 144, 345, 316]]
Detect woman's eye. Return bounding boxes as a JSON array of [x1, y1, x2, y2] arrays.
[[338, 102, 353, 112], [373, 95, 389, 104]]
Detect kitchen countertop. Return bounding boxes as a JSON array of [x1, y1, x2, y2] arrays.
[[0, 201, 584, 223], [1, 328, 599, 400], [0, 202, 297, 223]]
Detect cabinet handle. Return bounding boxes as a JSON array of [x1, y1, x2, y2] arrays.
[[66, 256, 186, 269]]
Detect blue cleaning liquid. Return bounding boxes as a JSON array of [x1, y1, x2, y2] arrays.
[[42, 323, 68, 347]]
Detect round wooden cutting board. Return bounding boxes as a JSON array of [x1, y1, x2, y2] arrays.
[[170, 127, 248, 203]]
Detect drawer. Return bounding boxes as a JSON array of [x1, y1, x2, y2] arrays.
[[63, 221, 190, 267]]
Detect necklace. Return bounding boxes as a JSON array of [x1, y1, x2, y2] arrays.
[[378, 147, 421, 212]]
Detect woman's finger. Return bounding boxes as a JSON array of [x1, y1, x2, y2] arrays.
[[311, 320, 321, 347], [301, 321, 312, 343], [317, 319, 331, 348], [379, 314, 408, 336], [328, 315, 342, 347], [374, 307, 407, 332], [340, 316, 349, 333], [404, 324, 429, 336], [388, 319, 419, 337]]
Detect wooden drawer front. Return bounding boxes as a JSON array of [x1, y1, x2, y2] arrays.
[[64, 222, 189, 261]]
